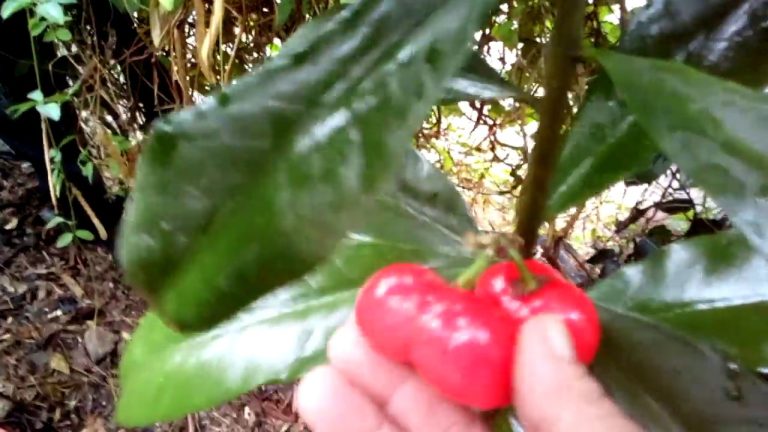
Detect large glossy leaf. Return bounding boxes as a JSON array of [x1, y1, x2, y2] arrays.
[[116, 150, 476, 426], [622, 0, 768, 88], [117, 0, 497, 331], [546, 74, 657, 215], [442, 52, 531, 105], [287, 10, 524, 106], [619, 0, 739, 59], [591, 231, 768, 369], [547, 0, 768, 216], [596, 50, 768, 257], [682, 0, 768, 88], [594, 306, 768, 431]]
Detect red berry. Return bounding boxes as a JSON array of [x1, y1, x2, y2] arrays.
[[355, 263, 446, 362], [410, 290, 518, 410], [474, 259, 563, 317], [475, 261, 601, 365]]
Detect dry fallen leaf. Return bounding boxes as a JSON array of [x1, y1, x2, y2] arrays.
[[59, 272, 85, 298], [49, 352, 70, 375], [84, 326, 118, 363], [2, 216, 17, 230], [0, 395, 13, 420], [81, 416, 107, 432]]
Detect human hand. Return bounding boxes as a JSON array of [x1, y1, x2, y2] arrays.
[[295, 314, 642, 432]]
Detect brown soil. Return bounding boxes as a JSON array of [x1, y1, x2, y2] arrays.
[[0, 156, 307, 431]]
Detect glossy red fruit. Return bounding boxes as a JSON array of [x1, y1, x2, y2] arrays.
[[474, 259, 561, 316], [475, 261, 601, 365], [410, 290, 518, 410], [355, 263, 446, 362]]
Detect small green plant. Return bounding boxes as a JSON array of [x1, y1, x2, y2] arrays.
[[1, 0, 76, 40], [77, 148, 95, 183], [45, 135, 76, 197], [2, 0, 80, 208], [45, 215, 95, 248], [7, 89, 60, 120]]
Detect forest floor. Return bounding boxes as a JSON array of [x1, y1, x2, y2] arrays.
[[0, 155, 307, 431]]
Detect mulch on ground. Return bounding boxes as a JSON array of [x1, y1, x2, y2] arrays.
[[1, 155, 307, 431]]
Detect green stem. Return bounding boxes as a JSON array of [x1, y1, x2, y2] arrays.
[[485, 408, 516, 432], [505, 246, 537, 293], [514, 0, 586, 257], [454, 252, 493, 290], [27, 9, 42, 90]]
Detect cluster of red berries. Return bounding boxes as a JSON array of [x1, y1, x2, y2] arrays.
[[354, 260, 601, 410]]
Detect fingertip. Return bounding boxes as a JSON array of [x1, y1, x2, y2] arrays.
[[295, 365, 396, 432], [294, 365, 338, 419], [327, 322, 362, 362], [513, 316, 640, 432]]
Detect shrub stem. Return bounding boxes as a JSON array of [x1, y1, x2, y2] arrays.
[[514, 0, 586, 256]]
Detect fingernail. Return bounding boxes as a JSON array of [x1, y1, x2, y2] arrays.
[[542, 316, 576, 361]]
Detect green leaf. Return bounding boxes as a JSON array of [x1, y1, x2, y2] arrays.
[[28, 16, 47, 36], [108, 0, 147, 13], [620, 0, 768, 88], [116, 149, 476, 426], [284, 10, 517, 107], [594, 306, 768, 431], [55, 232, 74, 248], [75, 229, 95, 241], [596, 50, 768, 257], [43, 28, 56, 42], [681, 0, 768, 88], [619, 0, 736, 59], [1, 0, 33, 19], [54, 27, 72, 41], [158, 0, 182, 11], [117, 0, 497, 331], [35, 2, 66, 25], [624, 153, 671, 186], [44, 215, 68, 229], [441, 51, 531, 105], [591, 231, 768, 370], [50, 147, 62, 162], [546, 73, 657, 216], [547, 0, 768, 218], [82, 162, 94, 182], [274, 0, 294, 29], [491, 19, 517, 48], [36, 102, 61, 121], [7, 100, 37, 118], [26, 89, 44, 102]]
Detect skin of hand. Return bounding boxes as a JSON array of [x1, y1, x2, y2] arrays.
[[295, 314, 642, 432]]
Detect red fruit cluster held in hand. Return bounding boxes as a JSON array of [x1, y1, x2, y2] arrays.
[[355, 259, 601, 411], [355, 264, 517, 409]]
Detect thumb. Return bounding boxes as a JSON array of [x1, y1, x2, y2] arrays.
[[513, 315, 641, 432]]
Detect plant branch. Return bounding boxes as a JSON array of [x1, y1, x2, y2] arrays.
[[27, 9, 58, 212], [514, 0, 586, 257]]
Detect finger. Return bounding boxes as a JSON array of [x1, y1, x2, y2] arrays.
[[295, 365, 402, 432], [328, 323, 487, 432], [514, 315, 642, 432]]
